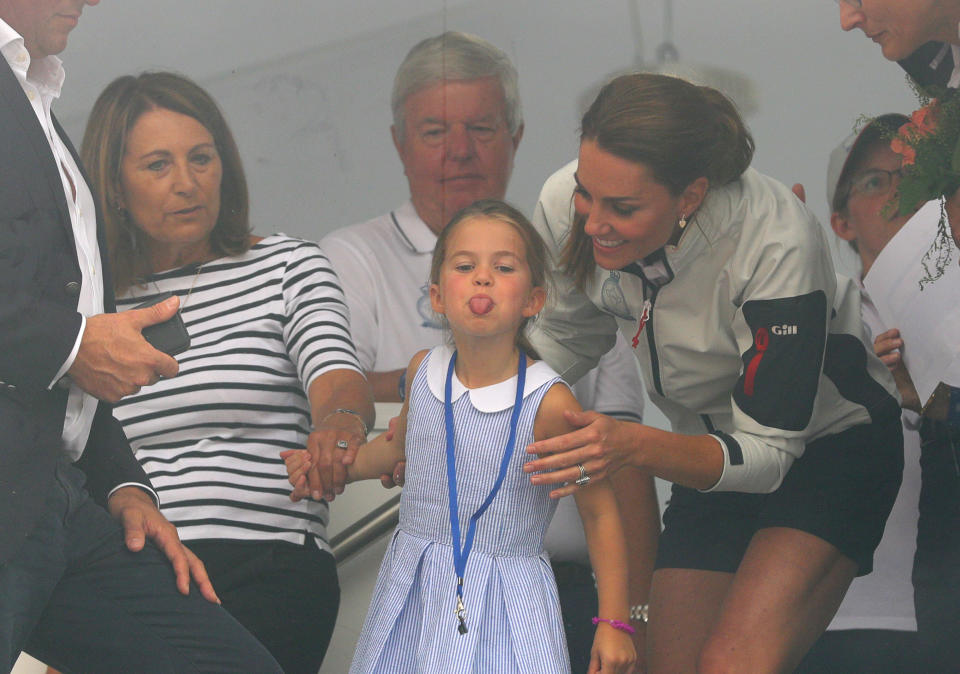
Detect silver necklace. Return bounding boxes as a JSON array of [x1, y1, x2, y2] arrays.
[[180, 263, 204, 308], [152, 262, 204, 309]]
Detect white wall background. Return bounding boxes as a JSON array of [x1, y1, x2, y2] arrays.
[[14, 1, 919, 672], [56, 0, 915, 279]]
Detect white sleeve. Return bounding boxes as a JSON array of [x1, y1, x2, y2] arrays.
[[319, 232, 379, 371]]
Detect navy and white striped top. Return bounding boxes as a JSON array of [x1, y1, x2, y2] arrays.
[[114, 235, 361, 550]]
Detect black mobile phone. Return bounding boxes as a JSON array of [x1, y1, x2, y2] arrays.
[[133, 292, 191, 356]]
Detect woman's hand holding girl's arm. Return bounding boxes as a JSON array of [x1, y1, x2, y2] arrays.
[[282, 428, 405, 501], [525, 410, 724, 496], [299, 368, 375, 502], [283, 352, 426, 500], [525, 410, 639, 497]]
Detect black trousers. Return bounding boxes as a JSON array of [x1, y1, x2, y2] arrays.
[[0, 458, 281, 674], [795, 629, 919, 673], [914, 419, 960, 673], [188, 538, 340, 674], [552, 560, 598, 674]]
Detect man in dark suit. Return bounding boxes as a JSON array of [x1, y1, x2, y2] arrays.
[[0, 1, 281, 671]]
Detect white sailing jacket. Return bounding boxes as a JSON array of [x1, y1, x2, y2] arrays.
[[529, 161, 900, 494]]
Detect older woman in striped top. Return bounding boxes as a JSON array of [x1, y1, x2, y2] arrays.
[[80, 71, 373, 674]]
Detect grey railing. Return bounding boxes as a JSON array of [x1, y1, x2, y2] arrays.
[[331, 495, 400, 564]]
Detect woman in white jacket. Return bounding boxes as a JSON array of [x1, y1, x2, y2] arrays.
[[523, 73, 903, 673]]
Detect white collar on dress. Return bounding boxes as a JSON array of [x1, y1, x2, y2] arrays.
[[425, 344, 559, 412]]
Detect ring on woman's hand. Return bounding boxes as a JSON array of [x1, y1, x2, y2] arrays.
[[336, 440, 349, 450], [575, 463, 591, 487]]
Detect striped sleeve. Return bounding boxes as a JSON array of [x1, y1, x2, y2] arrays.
[[281, 240, 362, 390]]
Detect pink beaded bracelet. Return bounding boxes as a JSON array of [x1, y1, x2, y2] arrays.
[[592, 616, 636, 635]]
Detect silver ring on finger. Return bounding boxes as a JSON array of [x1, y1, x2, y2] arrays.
[[575, 463, 591, 487], [336, 440, 349, 450]]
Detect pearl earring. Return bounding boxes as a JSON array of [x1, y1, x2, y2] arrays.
[[678, 214, 688, 230]]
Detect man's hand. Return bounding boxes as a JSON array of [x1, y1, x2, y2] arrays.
[[107, 486, 220, 604], [68, 297, 181, 402]]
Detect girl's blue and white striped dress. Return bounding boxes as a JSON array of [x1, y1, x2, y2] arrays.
[[351, 345, 571, 673]]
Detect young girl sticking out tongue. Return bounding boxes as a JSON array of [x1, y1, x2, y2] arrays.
[[285, 199, 636, 673]]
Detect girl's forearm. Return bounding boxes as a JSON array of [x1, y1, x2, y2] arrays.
[[346, 432, 404, 482], [578, 486, 630, 621], [611, 466, 659, 613], [591, 529, 631, 621]]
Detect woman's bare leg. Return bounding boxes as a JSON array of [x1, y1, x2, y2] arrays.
[[646, 568, 732, 674], [697, 527, 857, 674]]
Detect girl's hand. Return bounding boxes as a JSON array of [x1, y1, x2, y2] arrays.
[[524, 410, 637, 498], [588, 623, 637, 674], [280, 449, 313, 501]]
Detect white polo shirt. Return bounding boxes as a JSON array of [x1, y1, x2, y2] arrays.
[[321, 201, 442, 373]]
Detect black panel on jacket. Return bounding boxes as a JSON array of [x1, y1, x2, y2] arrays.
[[822, 333, 901, 426], [733, 291, 827, 431]]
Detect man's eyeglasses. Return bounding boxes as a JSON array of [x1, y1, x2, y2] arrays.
[[838, 168, 902, 208]]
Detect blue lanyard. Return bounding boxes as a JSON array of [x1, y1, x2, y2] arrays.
[[444, 349, 526, 635]]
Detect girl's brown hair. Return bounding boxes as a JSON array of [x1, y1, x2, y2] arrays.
[[81, 71, 251, 292], [561, 73, 754, 288], [430, 199, 547, 357]]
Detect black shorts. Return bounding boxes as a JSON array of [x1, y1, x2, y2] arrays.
[[655, 417, 904, 576]]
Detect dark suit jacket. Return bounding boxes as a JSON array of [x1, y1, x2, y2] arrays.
[[0, 56, 151, 563], [900, 41, 960, 92]]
